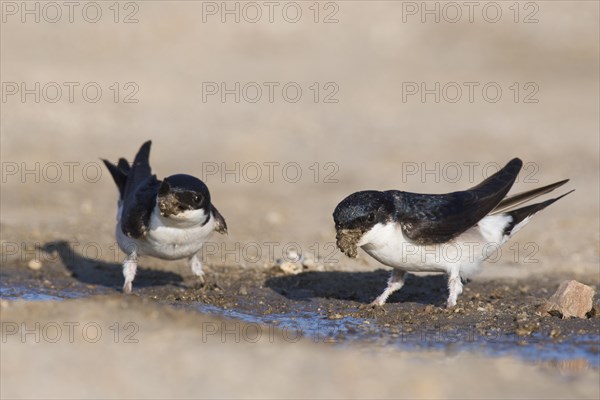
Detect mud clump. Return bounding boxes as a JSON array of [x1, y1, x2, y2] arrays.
[[336, 230, 363, 258], [158, 192, 185, 217]]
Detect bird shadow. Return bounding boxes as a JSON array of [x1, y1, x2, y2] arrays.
[[265, 270, 450, 305], [39, 240, 183, 291]]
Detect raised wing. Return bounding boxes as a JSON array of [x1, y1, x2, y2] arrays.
[[120, 141, 160, 238], [120, 176, 161, 238], [391, 158, 523, 245], [122, 141, 152, 201], [102, 157, 131, 199]]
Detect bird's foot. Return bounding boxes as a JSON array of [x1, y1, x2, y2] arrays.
[[189, 254, 205, 282], [122, 281, 133, 294], [192, 273, 206, 288], [122, 252, 137, 294], [365, 270, 406, 311], [446, 273, 463, 309], [194, 270, 206, 284], [370, 296, 387, 307]]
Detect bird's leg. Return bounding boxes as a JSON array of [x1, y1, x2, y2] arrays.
[[122, 251, 138, 294], [189, 254, 205, 283], [370, 269, 407, 306], [446, 270, 463, 308]]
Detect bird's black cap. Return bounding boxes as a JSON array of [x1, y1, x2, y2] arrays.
[[333, 190, 394, 231], [158, 174, 211, 214]]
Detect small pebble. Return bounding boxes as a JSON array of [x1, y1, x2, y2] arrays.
[[278, 261, 303, 275], [28, 259, 42, 270]]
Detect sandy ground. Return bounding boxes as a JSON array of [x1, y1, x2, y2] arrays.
[[1, 1, 599, 399], [1, 296, 599, 400]]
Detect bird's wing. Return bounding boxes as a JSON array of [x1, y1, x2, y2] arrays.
[[120, 141, 160, 238], [122, 141, 152, 201], [102, 159, 128, 199], [101, 155, 132, 200], [120, 176, 161, 238], [211, 205, 228, 235], [491, 179, 569, 214], [391, 158, 523, 245]]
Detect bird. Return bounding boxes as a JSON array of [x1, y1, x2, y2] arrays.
[[333, 158, 573, 308], [102, 141, 227, 293]]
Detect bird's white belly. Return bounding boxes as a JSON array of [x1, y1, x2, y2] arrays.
[[116, 208, 215, 260], [359, 221, 505, 276], [146, 224, 211, 259], [361, 240, 452, 273]]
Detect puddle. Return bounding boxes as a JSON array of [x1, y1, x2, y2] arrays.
[[189, 303, 600, 368], [0, 284, 108, 301], [194, 304, 369, 343], [0, 286, 67, 301]]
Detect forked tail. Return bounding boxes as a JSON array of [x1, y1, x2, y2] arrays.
[[503, 189, 574, 237]]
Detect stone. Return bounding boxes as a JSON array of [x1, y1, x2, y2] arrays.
[[27, 259, 42, 270], [278, 261, 303, 275], [541, 280, 595, 319]]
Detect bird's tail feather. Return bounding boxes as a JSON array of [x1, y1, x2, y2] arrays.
[[503, 189, 574, 236]]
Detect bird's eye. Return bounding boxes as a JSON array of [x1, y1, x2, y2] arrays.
[[367, 213, 375, 222], [193, 195, 202, 204]]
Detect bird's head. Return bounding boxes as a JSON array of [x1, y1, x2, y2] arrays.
[[157, 174, 211, 223], [333, 190, 393, 258]]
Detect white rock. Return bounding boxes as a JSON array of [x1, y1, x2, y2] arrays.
[[278, 261, 303, 275], [28, 259, 43, 270]]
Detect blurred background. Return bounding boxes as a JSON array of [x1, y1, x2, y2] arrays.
[[2, 1, 598, 275]]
